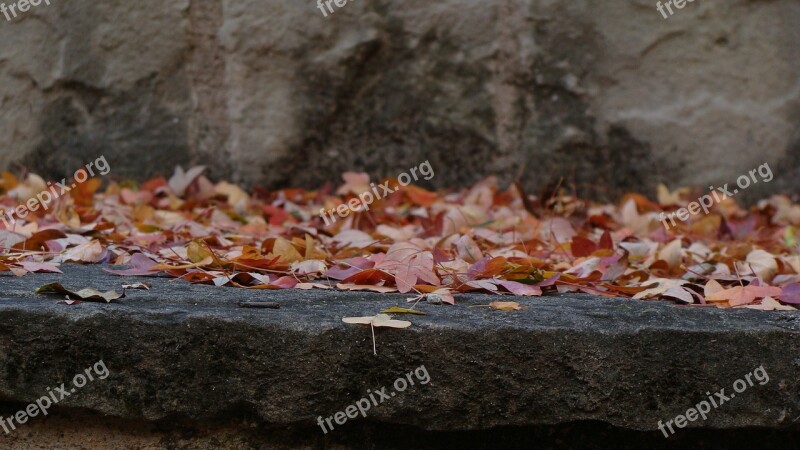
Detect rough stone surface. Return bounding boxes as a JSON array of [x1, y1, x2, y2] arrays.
[[0, 1, 798, 200], [0, 264, 799, 438], [1, 412, 799, 450]]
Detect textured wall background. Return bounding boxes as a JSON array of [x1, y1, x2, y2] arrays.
[[0, 0, 798, 201]]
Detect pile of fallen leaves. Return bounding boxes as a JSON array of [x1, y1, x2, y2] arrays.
[[2, 167, 800, 311]]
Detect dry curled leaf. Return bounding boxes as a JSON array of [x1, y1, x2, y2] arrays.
[[35, 283, 124, 303]]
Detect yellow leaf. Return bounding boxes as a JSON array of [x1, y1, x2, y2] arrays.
[[271, 237, 304, 264], [150, 257, 213, 271], [187, 241, 213, 264], [490, 301, 523, 311], [704, 279, 724, 297], [657, 184, 689, 206], [657, 239, 683, 269], [381, 306, 427, 315]]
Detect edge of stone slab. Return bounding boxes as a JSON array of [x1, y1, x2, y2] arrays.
[[0, 265, 798, 433]]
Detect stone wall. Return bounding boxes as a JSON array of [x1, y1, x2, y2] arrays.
[[0, 0, 798, 200]]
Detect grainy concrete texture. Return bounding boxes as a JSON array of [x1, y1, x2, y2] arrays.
[[0, 1, 798, 200], [0, 265, 799, 448]]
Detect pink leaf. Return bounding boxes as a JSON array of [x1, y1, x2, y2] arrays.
[[496, 279, 542, 296], [103, 253, 160, 276], [779, 283, 800, 304]]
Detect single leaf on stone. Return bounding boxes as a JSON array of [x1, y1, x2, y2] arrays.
[[489, 301, 524, 311], [381, 306, 427, 315], [342, 314, 412, 328], [342, 313, 411, 355], [35, 283, 124, 303], [121, 282, 150, 290]]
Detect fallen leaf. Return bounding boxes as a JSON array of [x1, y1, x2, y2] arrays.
[[342, 313, 412, 355], [103, 253, 160, 276], [336, 283, 398, 293], [343, 314, 411, 328], [380, 306, 427, 315], [121, 282, 150, 290], [496, 279, 542, 296], [168, 165, 206, 197], [35, 283, 124, 303], [706, 285, 782, 307], [489, 301, 524, 311]]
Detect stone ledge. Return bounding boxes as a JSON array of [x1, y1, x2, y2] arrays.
[[0, 265, 799, 434]]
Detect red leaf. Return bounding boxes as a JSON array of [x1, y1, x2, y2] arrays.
[[571, 236, 597, 258]]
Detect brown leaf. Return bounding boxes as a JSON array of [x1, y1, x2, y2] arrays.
[[35, 283, 124, 303], [489, 301, 523, 311]]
